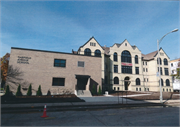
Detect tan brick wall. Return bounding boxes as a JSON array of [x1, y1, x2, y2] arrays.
[[7, 48, 102, 95]]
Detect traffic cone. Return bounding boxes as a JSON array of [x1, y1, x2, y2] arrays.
[[41, 104, 48, 118]]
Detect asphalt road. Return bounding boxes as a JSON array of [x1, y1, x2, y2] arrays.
[[1, 106, 179, 126]]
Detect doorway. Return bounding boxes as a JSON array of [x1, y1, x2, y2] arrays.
[[124, 77, 130, 90]]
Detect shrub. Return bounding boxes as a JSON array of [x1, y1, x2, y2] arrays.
[[5, 85, 10, 96], [16, 84, 22, 96], [92, 84, 96, 95], [27, 84, 32, 96], [98, 85, 102, 95], [36, 85, 42, 96]]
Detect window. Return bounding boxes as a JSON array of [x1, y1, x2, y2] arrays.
[[114, 52, 118, 61], [166, 89, 168, 92], [144, 78, 146, 82], [121, 50, 131, 63], [147, 88, 149, 91], [139, 88, 141, 91], [146, 68, 148, 72], [90, 42, 96, 46], [158, 67, 163, 75], [121, 66, 132, 74], [146, 62, 147, 65], [157, 57, 162, 65], [84, 48, 91, 56], [114, 77, 119, 84], [54, 59, 66, 67], [114, 65, 118, 73], [171, 63, 173, 67], [147, 78, 148, 82], [159, 78, 164, 86], [169, 89, 171, 92], [143, 62, 144, 65], [164, 58, 168, 65], [166, 79, 170, 86], [164, 68, 169, 75], [78, 61, 84, 67], [136, 78, 140, 85], [118, 87, 119, 91], [136, 88, 138, 91], [135, 55, 138, 64], [135, 67, 139, 74], [125, 43, 127, 46], [95, 50, 101, 57], [163, 88, 164, 92], [52, 78, 65, 86], [114, 87, 116, 91], [143, 68, 145, 72]]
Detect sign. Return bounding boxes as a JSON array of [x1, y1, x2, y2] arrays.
[[121, 63, 132, 66], [156, 72, 159, 77], [17, 56, 31, 64]]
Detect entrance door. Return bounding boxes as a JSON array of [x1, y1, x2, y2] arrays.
[[77, 78, 88, 90], [124, 77, 130, 90]]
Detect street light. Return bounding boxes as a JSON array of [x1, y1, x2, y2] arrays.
[[157, 28, 178, 103]]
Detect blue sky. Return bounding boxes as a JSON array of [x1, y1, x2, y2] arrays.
[[1, 1, 179, 60]]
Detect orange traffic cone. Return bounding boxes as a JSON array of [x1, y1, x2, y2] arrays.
[[41, 104, 48, 118]]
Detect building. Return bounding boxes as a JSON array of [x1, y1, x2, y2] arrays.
[[7, 47, 102, 95], [7, 37, 173, 95], [74, 37, 173, 92], [170, 58, 180, 91]]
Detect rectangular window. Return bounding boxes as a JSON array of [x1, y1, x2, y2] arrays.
[[147, 78, 148, 82], [164, 68, 169, 75], [146, 62, 147, 65], [139, 88, 141, 91], [52, 78, 65, 86], [143, 68, 145, 72], [146, 68, 148, 72], [54, 59, 66, 67], [135, 67, 139, 74], [121, 66, 132, 74], [143, 62, 144, 65], [144, 78, 146, 82], [171, 63, 173, 67], [136, 88, 138, 91], [158, 67, 163, 75], [114, 65, 118, 73], [147, 88, 149, 91], [78, 61, 84, 67], [169, 89, 171, 92]]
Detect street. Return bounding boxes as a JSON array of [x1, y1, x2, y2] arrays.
[[1, 106, 179, 126]]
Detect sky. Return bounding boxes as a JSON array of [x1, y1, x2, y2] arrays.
[[0, 0, 179, 60]]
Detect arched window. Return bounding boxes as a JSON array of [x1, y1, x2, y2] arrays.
[[121, 50, 131, 63], [166, 79, 170, 86], [114, 77, 119, 84], [159, 78, 164, 86], [95, 50, 101, 57], [164, 58, 168, 65], [157, 57, 162, 65], [136, 78, 140, 85], [135, 55, 138, 64], [114, 52, 118, 61], [84, 48, 91, 56]]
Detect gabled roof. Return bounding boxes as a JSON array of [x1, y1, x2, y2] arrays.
[[102, 46, 110, 55], [142, 47, 170, 61], [78, 36, 104, 52]]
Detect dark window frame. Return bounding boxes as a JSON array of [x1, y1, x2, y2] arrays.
[[78, 61, 85, 67], [121, 50, 131, 63], [121, 65, 132, 74], [164, 68, 169, 75], [114, 77, 119, 84], [54, 59, 66, 67], [84, 48, 91, 56], [114, 65, 118, 73], [135, 55, 138, 64], [114, 52, 118, 61], [164, 58, 168, 65], [52, 78, 65, 86], [95, 49, 101, 57], [136, 78, 141, 85], [135, 67, 139, 74], [166, 79, 170, 86]]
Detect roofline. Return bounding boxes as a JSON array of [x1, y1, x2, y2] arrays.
[[154, 47, 170, 59], [11, 47, 102, 58], [78, 36, 104, 51]]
